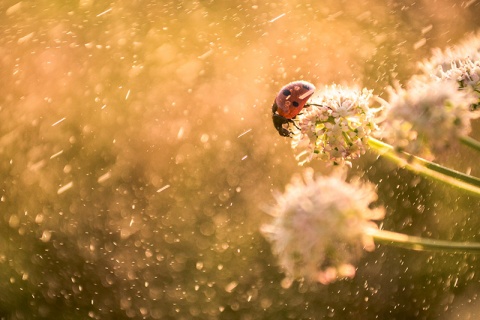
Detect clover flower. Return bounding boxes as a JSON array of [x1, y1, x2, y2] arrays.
[[261, 168, 385, 284], [380, 79, 478, 159], [291, 85, 382, 166], [418, 33, 480, 109]]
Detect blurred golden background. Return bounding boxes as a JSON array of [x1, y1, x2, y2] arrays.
[[1, 0, 480, 319]]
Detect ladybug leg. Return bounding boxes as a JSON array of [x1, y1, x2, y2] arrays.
[[298, 103, 322, 115], [305, 103, 323, 107], [290, 118, 300, 130]]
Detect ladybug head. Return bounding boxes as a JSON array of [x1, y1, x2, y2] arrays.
[[272, 113, 292, 137]]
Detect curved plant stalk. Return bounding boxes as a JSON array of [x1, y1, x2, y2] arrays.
[[368, 137, 480, 196], [459, 135, 480, 153], [365, 228, 480, 253]]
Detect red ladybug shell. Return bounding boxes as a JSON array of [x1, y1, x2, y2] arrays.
[[274, 80, 316, 119]]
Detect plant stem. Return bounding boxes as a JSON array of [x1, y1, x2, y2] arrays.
[[460, 135, 480, 153], [365, 228, 480, 253], [367, 137, 480, 196]]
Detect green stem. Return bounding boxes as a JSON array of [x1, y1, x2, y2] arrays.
[[460, 135, 480, 153], [368, 137, 480, 196], [365, 228, 480, 253]]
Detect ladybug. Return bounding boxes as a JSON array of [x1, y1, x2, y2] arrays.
[[272, 80, 316, 137]]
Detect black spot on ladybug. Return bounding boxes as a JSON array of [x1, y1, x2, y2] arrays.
[[271, 80, 316, 137]]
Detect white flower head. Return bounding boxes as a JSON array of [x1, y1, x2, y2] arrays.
[[418, 33, 480, 109], [291, 85, 382, 166], [418, 33, 480, 76], [261, 168, 385, 284], [381, 78, 479, 159]]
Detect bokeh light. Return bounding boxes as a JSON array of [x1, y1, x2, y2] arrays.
[[1, 0, 480, 319]]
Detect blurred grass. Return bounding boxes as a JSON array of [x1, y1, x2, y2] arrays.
[[0, 0, 480, 319]]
